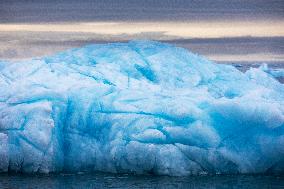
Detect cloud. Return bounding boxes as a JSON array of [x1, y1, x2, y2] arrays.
[[1, 21, 284, 38]]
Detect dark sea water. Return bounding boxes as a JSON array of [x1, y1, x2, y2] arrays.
[[0, 173, 283, 189]]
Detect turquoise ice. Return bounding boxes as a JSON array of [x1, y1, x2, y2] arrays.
[[0, 41, 283, 175]]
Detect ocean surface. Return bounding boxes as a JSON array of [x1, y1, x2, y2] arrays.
[[0, 173, 284, 189]]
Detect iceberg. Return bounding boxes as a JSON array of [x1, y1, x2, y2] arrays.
[[0, 41, 283, 176]]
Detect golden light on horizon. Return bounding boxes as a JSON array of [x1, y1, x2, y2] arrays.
[[0, 21, 283, 39]]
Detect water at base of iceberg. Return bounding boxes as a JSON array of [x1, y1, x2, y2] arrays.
[[0, 41, 283, 176], [0, 173, 283, 189]]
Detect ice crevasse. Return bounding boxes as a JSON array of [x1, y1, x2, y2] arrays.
[[0, 41, 283, 176]]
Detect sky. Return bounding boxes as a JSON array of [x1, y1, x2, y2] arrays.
[[0, 0, 283, 64], [1, 0, 283, 23]]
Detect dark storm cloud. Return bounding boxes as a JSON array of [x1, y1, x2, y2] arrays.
[[0, 0, 283, 23]]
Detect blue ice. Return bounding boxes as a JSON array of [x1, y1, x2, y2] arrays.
[[0, 41, 283, 175]]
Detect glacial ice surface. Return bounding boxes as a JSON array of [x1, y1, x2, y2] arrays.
[[0, 41, 283, 176]]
